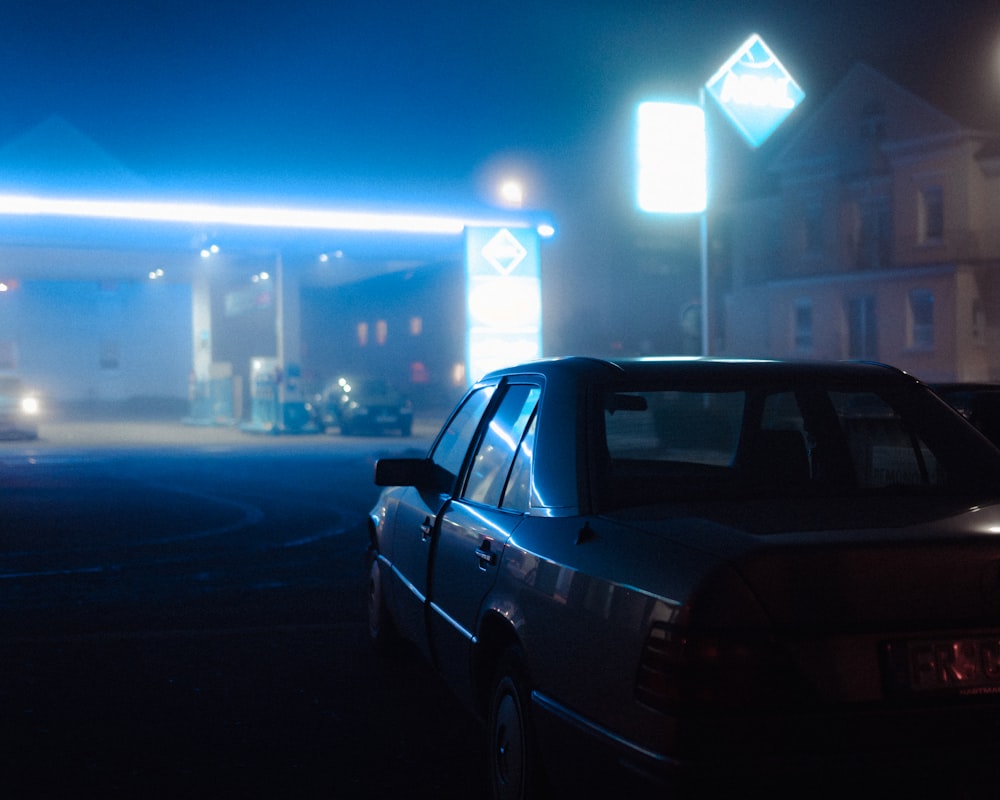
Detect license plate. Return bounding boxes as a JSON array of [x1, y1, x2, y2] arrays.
[[375, 415, 396, 424], [890, 636, 1000, 696]]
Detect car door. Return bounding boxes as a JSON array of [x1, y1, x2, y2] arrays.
[[428, 382, 541, 691], [386, 384, 495, 654]]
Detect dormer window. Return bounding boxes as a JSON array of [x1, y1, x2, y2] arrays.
[[804, 200, 823, 254], [860, 99, 886, 142], [918, 185, 944, 243], [852, 196, 892, 269]]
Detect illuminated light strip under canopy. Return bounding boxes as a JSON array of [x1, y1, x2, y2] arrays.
[[0, 193, 552, 236]]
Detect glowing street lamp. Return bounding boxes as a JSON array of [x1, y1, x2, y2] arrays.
[[499, 179, 525, 208]]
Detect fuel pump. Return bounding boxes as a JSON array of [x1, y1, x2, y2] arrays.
[[244, 356, 280, 432], [242, 357, 315, 433], [279, 362, 313, 432]]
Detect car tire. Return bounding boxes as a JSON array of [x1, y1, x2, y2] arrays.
[[366, 551, 400, 655], [488, 648, 550, 800]]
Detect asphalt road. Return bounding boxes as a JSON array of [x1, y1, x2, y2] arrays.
[[0, 418, 488, 799]]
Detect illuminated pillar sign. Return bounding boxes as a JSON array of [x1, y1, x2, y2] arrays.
[[464, 227, 542, 383], [636, 102, 707, 214], [705, 33, 804, 149]]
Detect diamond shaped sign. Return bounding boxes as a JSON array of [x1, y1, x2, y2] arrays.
[[482, 228, 528, 276], [705, 33, 804, 149]]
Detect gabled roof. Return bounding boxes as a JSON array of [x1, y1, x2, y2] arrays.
[[0, 115, 147, 192], [772, 62, 966, 174]]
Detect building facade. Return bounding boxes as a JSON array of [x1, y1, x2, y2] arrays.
[[717, 63, 1000, 383]]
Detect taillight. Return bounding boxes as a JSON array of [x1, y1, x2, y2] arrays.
[[636, 623, 796, 713]]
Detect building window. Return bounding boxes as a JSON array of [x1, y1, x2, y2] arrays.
[[847, 295, 878, 359], [409, 316, 423, 336], [410, 361, 429, 383], [908, 289, 934, 349], [853, 198, 892, 269], [356, 322, 369, 347], [973, 298, 986, 346], [99, 339, 120, 370], [0, 340, 18, 371], [918, 185, 944, 243], [803, 201, 823, 255], [859, 99, 886, 142], [375, 319, 388, 346], [793, 298, 813, 353]]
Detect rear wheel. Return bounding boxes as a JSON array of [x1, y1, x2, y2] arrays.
[[488, 648, 549, 800]]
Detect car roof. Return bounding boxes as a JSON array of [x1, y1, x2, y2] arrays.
[[479, 356, 917, 386], [471, 357, 951, 518], [932, 382, 1000, 393]]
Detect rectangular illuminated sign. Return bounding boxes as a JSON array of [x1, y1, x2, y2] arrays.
[[464, 227, 542, 383], [636, 102, 707, 214]]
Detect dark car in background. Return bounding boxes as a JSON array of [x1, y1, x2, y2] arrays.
[[313, 377, 413, 436], [0, 375, 40, 439], [368, 357, 1000, 797], [932, 382, 1000, 447]]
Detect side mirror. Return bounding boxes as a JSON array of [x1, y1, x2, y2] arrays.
[[374, 457, 433, 487]]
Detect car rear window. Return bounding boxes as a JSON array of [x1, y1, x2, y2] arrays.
[[600, 383, 994, 508], [605, 390, 744, 466]]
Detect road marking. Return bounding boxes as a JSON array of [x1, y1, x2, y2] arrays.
[[0, 565, 107, 579], [279, 523, 359, 548]]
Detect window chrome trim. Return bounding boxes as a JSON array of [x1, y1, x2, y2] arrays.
[[385, 554, 426, 605], [429, 601, 476, 644]]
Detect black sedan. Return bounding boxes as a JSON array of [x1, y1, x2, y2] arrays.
[[367, 357, 1000, 797], [932, 382, 1000, 447], [313, 376, 413, 436]]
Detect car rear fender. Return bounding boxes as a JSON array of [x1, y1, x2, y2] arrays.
[[470, 608, 523, 716], [479, 515, 778, 739]]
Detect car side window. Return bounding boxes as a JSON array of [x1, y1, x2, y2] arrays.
[[430, 386, 495, 493], [500, 414, 537, 512], [462, 384, 541, 508]]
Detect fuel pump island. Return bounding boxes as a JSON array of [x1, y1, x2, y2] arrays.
[[241, 357, 317, 434]]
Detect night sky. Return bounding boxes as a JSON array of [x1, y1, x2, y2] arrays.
[[0, 1, 996, 209]]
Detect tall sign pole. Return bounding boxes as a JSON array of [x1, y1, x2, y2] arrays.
[[699, 87, 710, 357], [701, 34, 804, 355]]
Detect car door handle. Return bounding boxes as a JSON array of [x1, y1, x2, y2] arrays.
[[420, 516, 433, 540], [475, 539, 498, 570]]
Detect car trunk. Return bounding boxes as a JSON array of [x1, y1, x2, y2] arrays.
[[717, 498, 1000, 630], [620, 496, 1000, 705]]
